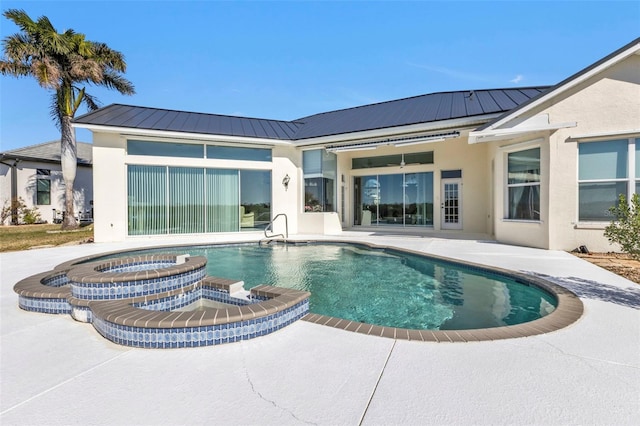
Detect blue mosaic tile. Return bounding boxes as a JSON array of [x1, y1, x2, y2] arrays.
[[70, 267, 206, 300], [91, 298, 309, 348], [42, 273, 70, 288], [19, 296, 71, 314]]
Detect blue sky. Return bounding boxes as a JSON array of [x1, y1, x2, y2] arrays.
[[1, 0, 638, 151]]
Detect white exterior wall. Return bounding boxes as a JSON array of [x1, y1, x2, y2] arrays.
[[490, 135, 550, 249], [491, 54, 640, 251], [0, 159, 92, 225], [271, 145, 300, 236], [342, 135, 491, 234], [91, 132, 302, 242], [92, 133, 127, 241], [547, 54, 640, 251]]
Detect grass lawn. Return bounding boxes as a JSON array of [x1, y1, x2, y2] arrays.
[[0, 223, 94, 252]]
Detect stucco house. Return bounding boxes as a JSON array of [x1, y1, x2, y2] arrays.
[[73, 38, 639, 251], [0, 141, 93, 225]]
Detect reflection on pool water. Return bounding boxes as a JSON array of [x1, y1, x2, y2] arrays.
[[101, 243, 556, 330]]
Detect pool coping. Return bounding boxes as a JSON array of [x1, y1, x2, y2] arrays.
[[18, 239, 584, 343], [298, 240, 584, 342]]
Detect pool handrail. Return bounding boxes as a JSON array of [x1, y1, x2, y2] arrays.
[[260, 213, 288, 244]]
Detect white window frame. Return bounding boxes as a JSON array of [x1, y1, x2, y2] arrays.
[[577, 136, 638, 224], [501, 140, 542, 223]]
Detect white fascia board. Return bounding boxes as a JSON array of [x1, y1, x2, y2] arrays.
[[292, 114, 499, 148], [72, 123, 295, 146], [469, 121, 577, 144], [480, 43, 640, 133]]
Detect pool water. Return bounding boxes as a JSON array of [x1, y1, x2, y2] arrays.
[[102, 243, 556, 330]]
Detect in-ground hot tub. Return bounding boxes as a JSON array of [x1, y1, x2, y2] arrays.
[[13, 254, 310, 348]]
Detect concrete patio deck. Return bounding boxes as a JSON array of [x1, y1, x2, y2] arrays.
[[1, 232, 638, 425]]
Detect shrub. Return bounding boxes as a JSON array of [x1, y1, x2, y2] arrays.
[[21, 206, 42, 224], [0, 197, 43, 225], [604, 193, 640, 259]]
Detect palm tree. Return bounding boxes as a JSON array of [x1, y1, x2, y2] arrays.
[[0, 9, 134, 229]]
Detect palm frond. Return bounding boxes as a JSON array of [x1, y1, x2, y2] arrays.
[[3, 33, 35, 61], [49, 92, 62, 130], [69, 54, 102, 82], [3, 9, 38, 36], [100, 70, 135, 95], [30, 57, 61, 88], [3, 8, 135, 127], [81, 91, 100, 112], [91, 42, 127, 71], [0, 60, 31, 77]]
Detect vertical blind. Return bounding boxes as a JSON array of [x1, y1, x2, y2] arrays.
[[169, 167, 204, 234], [128, 165, 167, 235], [206, 169, 239, 232], [127, 165, 265, 235]]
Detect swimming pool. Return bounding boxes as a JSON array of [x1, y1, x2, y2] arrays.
[[96, 242, 557, 330]]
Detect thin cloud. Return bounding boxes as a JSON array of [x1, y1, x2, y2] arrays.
[[407, 62, 492, 82], [510, 74, 524, 83]]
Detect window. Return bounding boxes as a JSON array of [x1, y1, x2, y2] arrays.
[[36, 169, 51, 205], [578, 139, 638, 221], [352, 152, 433, 169], [207, 145, 271, 162], [128, 140, 204, 158], [506, 148, 540, 220], [354, 172, 434, 226], [303, 149, 336, 212]]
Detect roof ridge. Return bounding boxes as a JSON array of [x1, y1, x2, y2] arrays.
[[293, 86, 551, 121]]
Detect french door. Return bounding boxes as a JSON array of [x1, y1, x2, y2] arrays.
[[441, 178, 462, 229]]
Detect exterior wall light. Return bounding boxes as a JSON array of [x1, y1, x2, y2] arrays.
[[282, 174, 291, 190]]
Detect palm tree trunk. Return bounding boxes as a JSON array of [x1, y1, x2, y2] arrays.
[[60, 115, 78, 229]]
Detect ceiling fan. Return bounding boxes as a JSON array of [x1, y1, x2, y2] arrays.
[[387, 153, 419, 168]]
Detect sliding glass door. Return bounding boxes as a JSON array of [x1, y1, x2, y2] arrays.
[[240, 170, 271, 230], [354, 172, 433, 226], [127, 165, 270, 235]]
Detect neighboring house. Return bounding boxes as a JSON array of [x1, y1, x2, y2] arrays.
[[74, 38, 639, 251], [0, 141, 93, 225]]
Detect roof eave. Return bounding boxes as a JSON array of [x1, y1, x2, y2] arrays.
[[73, 123, 296, 146], [468, 121, 577, 144], [292, 113, 500, 148], [0, 153, 91, 165]]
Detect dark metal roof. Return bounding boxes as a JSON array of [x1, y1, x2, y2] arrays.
[[0, 140, 92, 165], [73, 104, 303, 140], [73, 87, 550, 142], [291, 87, 549, 139]]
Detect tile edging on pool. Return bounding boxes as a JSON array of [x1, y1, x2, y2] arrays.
[[295, 239, 584, 342], [15, 238, 584, 344]]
